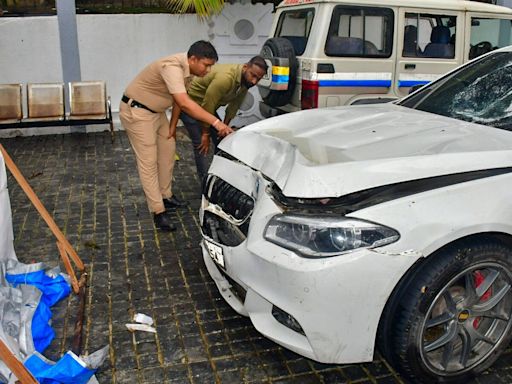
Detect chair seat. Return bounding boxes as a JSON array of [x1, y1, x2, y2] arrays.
[[0, 118, 22, 124], [24, 116, 66, 122], [27, 83, 65, 120], [69, 81, 107, 118], [68, 113, 108, 120], [0, 84, 23, 121]]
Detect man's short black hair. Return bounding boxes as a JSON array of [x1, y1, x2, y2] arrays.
[[187, 40, 219, 61], [247, 56, 268, 72]]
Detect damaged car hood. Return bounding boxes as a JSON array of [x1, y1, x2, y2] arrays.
[[218, 104, 512, 198]]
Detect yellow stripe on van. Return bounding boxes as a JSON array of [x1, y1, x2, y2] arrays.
[[272, 66, 290, 76]]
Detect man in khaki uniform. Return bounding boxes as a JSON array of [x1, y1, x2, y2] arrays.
[[169, 56, 267, 182], [120, 41, 233, 232]]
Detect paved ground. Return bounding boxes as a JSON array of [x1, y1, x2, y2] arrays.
[[3, 129, 512, 384]]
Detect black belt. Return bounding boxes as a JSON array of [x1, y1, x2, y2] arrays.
[[122, 95, 156, 113]]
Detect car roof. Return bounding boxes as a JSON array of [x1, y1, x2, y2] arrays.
[[277, 0, 512, 14]]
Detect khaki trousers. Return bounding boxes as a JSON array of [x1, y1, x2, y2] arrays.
[[119, 101, 175, 214]]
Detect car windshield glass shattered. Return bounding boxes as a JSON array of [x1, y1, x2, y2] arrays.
[[399, 52, 512, 130]]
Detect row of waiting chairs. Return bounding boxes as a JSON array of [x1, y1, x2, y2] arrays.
[[0, 81, 114, 141]]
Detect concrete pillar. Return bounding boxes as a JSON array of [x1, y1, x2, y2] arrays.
[[56, 0, 83, 132]]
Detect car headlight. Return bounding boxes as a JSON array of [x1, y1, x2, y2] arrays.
[[264, 214, 399, 258]]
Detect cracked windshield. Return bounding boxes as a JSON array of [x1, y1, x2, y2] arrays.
[[400, 52, 512, 130]]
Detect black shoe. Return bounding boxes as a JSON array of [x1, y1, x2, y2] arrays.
[[163, 195, 188, 209], [153, 212, 177, 232]]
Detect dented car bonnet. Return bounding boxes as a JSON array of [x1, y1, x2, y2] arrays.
[[218, 103, 512, 198]]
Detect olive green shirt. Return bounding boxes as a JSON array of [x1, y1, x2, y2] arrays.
[[187, 64, 247, 126]]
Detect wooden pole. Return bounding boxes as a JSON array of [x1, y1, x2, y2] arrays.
[[0, 144, 84, 271], [71, 272, 87, 356], [0, 339, 38, 384], [56, 241, 80, 294]]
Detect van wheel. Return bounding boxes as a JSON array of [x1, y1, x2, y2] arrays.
[[380, 239, 512, 383], [258, 38, 298, 107]]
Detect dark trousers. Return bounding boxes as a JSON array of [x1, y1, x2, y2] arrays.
[[180, 112, 220, 182]]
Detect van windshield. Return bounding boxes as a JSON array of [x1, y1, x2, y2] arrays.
[[275, 8, 315, 55], [399, 52, 512, 130]]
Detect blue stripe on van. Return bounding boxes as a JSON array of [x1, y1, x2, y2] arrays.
[[318, 80, 392, 87], [272, 74, 289, 83], [398, 80, 431, 88]]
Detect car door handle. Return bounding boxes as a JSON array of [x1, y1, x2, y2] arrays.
[[405, 64, 416, 70]]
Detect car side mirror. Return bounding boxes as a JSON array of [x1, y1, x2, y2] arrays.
[[409, 84, 424, 94]]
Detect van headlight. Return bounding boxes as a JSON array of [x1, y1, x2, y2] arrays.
[[264, 214, 399, 258]]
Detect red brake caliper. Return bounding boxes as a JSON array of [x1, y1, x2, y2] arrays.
[[473, 270, 492, 329]]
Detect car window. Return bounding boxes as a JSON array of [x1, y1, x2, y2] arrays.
[[403, 13, 456, 58], [324, 6, 394, 58], [469, 18, 512, 59], [275, 8, 315, 56], [399, 51, 512, 130]]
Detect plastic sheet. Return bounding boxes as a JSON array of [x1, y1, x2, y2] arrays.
[[0, 151, 107, 383]]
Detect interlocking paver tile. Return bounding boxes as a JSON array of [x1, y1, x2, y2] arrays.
[[3, 130, 512, 384]]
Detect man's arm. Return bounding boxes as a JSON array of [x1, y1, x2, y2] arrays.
[[168, 104, 181, 139], [199, 75, 231, 119], [224, 89, 248, 125], [173, 93, 232, 137], [161, 63, 233, 136], [196, 75, 234, 154]]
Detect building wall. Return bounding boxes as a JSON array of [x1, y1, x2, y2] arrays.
[[0, 4, 273, 133]]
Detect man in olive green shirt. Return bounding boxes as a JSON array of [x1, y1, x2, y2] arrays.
[[169, 56, 267, 181]]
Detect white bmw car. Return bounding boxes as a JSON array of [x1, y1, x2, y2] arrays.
[[200, 46, 512, 383]]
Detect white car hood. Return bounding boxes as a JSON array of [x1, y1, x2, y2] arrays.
[[218, 104, 512, 198]]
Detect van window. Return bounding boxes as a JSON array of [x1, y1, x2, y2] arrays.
[[403, 13, 456, 59], [469, 18, 512, 59], [275, 9, 315, 56], [324, 6, 394, 58]]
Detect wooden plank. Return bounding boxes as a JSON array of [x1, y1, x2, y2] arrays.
[[0, 144, 84, 271], [0, 338, 38, 384], [71, 273, 88, 356], [56, 241, 80, 294]]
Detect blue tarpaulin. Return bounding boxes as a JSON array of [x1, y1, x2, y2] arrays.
[[24, 351, 96, 384], [6, 269, 71, 352], [6, 270, 71, 307], [0, 148, 107, 384]]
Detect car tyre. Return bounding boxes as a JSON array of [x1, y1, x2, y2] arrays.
[[380, 239, 512, 383], [258, 37, 298, 107]]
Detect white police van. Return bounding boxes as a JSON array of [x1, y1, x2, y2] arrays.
[[258, 0, 512, 117]]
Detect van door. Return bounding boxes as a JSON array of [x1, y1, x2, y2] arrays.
[[465, 13, 512, 61], [394, 8, 463, 98], [316, 4, 395, 106]]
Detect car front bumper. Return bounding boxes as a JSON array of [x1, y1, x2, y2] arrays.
[[200, 155, 421, 364]]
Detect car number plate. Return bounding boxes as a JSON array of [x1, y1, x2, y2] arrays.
[[205, 239, 224, 268]]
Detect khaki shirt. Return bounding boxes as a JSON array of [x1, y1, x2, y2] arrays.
[[187, 64, 247, 124], [124, 53, 193, 113]]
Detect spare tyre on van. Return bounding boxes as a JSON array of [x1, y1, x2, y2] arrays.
[[257, 0, 512, 117]]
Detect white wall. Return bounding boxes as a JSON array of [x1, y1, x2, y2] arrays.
[[77, 14, 210, 111], [0, 17, 63, 83], [0, 4, 273, 135]]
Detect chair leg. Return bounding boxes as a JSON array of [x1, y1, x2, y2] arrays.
[[109, 120, 115, 143]]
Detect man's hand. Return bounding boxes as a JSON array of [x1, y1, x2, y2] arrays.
[[214, 121, 234, 137], [168, 123, 177, 140], [198, 133, 210, 155]]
